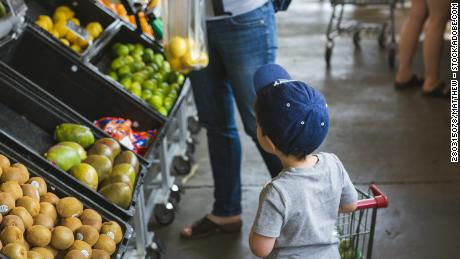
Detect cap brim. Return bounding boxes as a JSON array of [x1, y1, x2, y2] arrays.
[[254, 64, 292, 93]]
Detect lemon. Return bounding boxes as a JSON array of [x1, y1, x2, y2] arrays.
[[181, 50, 200, 68], [53, 11, 68, 22], [70, 17, 80, 26], [35, 20, 52, 31], [75, 37, 89, 48], [86, 22, 103, 38], [60, 38, 70, 47], [55, 6, 74, 18], [169, 37, 187, 58], [66, 30, 78, 44], [50, 29, 60, 38], [169, 58, 182, 71], [70, 44, 82, 53], [38, 15, 53, 28], [199, 52, 209, 66], [54, 20, 69, 36]]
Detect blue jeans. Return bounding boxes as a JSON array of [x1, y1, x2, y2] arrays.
[[189, 2, 282, 217]]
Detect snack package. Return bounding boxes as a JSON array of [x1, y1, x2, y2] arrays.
[[162, 0, 208, 73], [95, 117, 158, 155]]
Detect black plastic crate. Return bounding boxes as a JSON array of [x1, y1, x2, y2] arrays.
[[87, 23, 189, 128], [0, 67, 146, 220], [0, 25, 165, 162], [0, 131, 133, 258], [24, 0, 118, 57]]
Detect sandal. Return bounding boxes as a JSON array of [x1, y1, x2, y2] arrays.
[[180, 216, 242, 239], [394, 75, 424, 90], [422, 82, 450, 98]]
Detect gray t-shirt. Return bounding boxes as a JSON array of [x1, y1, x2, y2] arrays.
[[252, 152, 358, 259]]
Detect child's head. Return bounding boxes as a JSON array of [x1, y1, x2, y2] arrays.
[[253, 64, 329, 161]]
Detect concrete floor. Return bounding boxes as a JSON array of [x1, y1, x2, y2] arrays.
[[155, 1, 460, 258]]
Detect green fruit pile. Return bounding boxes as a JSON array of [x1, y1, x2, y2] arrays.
[[107, 42, 185, 116], [0, 154, 123, 258], [339, 239, 362, 259], [45, 123, 140, 209]]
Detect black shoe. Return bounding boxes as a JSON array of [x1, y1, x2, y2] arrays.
[[394, 75, 424, 90], [422, 82, 450, 98]]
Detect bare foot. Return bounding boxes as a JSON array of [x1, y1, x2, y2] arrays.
[[181, 214, 242, 237]]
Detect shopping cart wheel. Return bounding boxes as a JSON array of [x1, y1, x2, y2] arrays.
[[188, 116, 201, 135], [325, 44, 333, 67], [173, 156, 192, 175], [388, 46, 396, 68], [378, 24, 387, 49], [353, 31, 361, 49], [168, 184, 183, 207], [186, 138, 196, 156], [146, 239, 164, 259], [154, 203, 175, 226]]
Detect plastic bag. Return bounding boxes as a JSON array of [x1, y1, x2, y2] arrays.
[[162, 0, 209, 73]]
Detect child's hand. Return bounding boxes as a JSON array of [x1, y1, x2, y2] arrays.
[[339, 202, 357, 213]]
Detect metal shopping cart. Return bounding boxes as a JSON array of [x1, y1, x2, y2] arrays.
[[325, 0, 397, 68], [336, 184, 389, 259]]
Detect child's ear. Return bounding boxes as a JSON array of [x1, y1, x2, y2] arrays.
[[263, 135, 277, 154]]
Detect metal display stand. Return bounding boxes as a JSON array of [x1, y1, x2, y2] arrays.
[[125, 80, 199, 258]]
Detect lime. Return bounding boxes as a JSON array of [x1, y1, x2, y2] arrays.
[[164, 97, 174, 108], [120, 77, 132, 90], [133, 55, 143, 63], [132, 72, 147, 83], [141, 89, 153, 100], [116, 45, 130, 56], [127, 43, 135, 53], [168, 90, 178, 99], [160, 82, 169, 89], [157, 106, 168, 116], [152, 73, 163, 83], [112, 42, 122, 52], [134, 43, 144, 50], [170, 83, 180, 90], [144, 48, 154, 57], [131, 88, 142, 98], [153, 54, 164, 66], [131, 81, 142, 90], [144, 66, 154, 76], [142, 80, 157, 91], [176, 74, 185, 85], [148, 95, 163, 109], [132, 62, 145, 72], [133, 48, 143, 56], [161, 62, 171, 73], [117, 65, 131, 77], [149, 63, 159, 72], [111, 57, 125, 70], [142, 52, 153, 63], [125, 55, 135, 64], [108, 71, 118, 81]]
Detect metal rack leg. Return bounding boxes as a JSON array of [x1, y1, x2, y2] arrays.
[[134, 188, 148, 258], [159, 137, 172, 191]]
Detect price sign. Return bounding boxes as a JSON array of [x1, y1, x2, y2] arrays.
[[66, 19, 90, 42], [6, 0, 26, 15]]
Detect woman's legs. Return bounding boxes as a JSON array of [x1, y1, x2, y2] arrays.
[[395, 0, 427, 84], [422, 0, 450, 92]]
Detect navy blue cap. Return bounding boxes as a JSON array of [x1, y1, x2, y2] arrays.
[[254, 64, 329, 155]]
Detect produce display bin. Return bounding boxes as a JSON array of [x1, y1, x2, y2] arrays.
[[24, 0, 118, 57], [0, 25, 165, 163], [0, 67, 146, 220], [0, 131, 133, 258], [87, 23, 189, 122]]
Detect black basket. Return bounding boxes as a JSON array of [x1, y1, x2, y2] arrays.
[[0, 25, 165, 162], [0, 65, 146, 220], [0, 132, 133, 258], [24, 0, 118, 58]]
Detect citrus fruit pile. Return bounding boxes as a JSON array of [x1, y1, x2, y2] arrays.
[[107, 42, 185, 116], [34, 5, 103, 53], [164, 36, 209, 73], [44, 123, 140, 209], [0, 153, 124, 259]]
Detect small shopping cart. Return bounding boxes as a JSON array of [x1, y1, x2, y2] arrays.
[[336, 184, 389, 259], [325, 0, 397, 68]]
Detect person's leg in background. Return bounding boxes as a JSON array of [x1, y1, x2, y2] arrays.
[[395, 0, 427, 85], [221, 2, 283, 178], [422, 0, 450, 93]]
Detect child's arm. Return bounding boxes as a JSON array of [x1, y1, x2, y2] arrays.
[[337, 158, 358, 213], [249, 231, 276, 257], [339, 202, 357, 213], [250, 183, 285, 258]]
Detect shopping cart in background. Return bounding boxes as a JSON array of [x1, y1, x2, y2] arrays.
[[325, 0, 397, 68], [336, 184, 389, 259]]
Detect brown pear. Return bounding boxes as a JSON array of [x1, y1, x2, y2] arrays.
[[51, 226, 74, 250], [21, 184, 40, 201], [0, 181, 23, 200], [40, 192, 59, 205], [0, 154, 10, 171], [60, 217, 82, 233], [80, 209, 102, 231], [75, 225, 99, 246], [64, 250, 88, 259], [0, 226, 24, 245], [39, 202, 57, 223], [93, 234, 115, 255], [1, 163, 29, 184], [33, 214, 54, 230], [1, 215, 25, 233], [9, 207, 33, 229], [26, 225, 51, 247], [1, 242, 27, 259], [56, 197, 83, 218], [16, 196, 40, 216], [68, 240, 92, 257], [27, 177, 47, 196], [32, 247, 55, 259]]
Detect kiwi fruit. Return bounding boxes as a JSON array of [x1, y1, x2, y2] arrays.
[[75, 225, 99, 246], [88, 144, 115, 162], [21, 184, 40, 201], [40, 193, 59, 205], [16, 196, 40, 217], [64, 250, 88, 259], [114, 151, 139, 173], [80, 209, 102, 231], [100, 221, 122, 244], [0, 192, 15, 214], [93, 234, 115, 255], [1, 163, 29, 184], [1, 215, 25, 233], [51, 226, 74, 250], [26, 225, 51, 247], [68, 240, 92, 257], [9, 207, 33, 229], [39, 202, 57, 223], [56, 197, 83, 218], [1, 242, 27, 259], [32, 247, 55, 259], [33, 214, 54, 230], [90, 249, 110, 259], [27, 177, 47, 196], [0, 154, 10, 171], [0, 181, 23, 200], [60, 217, 82, 233], [0, 226, 24, 245], [28, 251, 45, 259]]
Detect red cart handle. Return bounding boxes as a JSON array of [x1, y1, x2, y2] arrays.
[[356, 184, 389, 210]]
